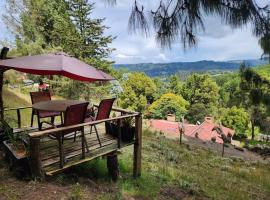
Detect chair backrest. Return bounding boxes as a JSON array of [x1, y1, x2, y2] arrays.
[[0, 47, 9, 59], [64, 102, 89, 127], [30, 91, 51, 104], [96, 98, 116, 121]]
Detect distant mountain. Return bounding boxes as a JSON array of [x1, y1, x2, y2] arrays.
[[113, 59, 268, 77]]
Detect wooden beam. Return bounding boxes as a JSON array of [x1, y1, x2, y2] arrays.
[[117, 119, 121, 148], [4, 106, 32, 111], [133, 113, 142, 177], [107, 151, 119, 181], [29, 137, 44, 180], [16, 109, 21, 128], [28, 113, 139, 138]]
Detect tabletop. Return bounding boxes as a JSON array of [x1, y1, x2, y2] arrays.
[[32, 100, 88, 112]]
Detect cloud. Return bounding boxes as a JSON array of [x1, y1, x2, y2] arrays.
[[0, 0, 263, 64]]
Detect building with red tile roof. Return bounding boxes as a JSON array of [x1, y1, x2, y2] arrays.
[[149, 117, 234, 144]]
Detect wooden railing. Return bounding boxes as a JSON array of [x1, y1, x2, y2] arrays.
[[4, 106, 32, 128], [8, 106, 142, 179], [4, 105, 142, 179]]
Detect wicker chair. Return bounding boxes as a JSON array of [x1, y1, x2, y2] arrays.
[[49, 102, 89, 168], [30, 91, 63, 130], [84, 98, 116, 147]]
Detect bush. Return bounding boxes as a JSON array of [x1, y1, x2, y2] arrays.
[[146, 93, 188, 121]]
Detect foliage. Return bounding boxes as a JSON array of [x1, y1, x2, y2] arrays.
[[221, 106, 249, 136], [115, 0, 270, 48], [259, 35, 270, 63], [185, 103, 213, 124], [218, 75, 242, 107], [167, 75, 182, 95], [181, 74, 219, 108], [146, 93, 188, 121], [119, 72, 156, 112], [240, 64, 270, 138]]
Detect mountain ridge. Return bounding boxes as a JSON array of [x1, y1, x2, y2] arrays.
[[113, 58, 268, 77]]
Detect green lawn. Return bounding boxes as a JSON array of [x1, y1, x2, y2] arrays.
[[3, 86, 62, 128]]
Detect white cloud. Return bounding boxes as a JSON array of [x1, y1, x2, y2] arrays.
[[0, 0, 264, 64]]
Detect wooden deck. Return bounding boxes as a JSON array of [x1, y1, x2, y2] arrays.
[[5, 105, 142, 179], [39, 125, 134, 175]]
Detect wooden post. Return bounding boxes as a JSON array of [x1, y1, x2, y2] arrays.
[[117, 119, 121, 148], [81, 129, 85, 159], [107, 151, 119, 181], [133, 114, 142, 177], [16, 109, 21, 128], [29, 137, 44, 180]]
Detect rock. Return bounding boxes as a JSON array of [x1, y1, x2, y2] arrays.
[[234, 146, 244, 152]]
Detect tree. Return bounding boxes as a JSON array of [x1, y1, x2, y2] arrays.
[[67, 0, 114, 62], [109, 0, 270, 48], [259, 35, 270, 63], [219, 75, 242, 107], [240, 64, 270, 139], [146, 93, 188, 121], [182, 74, 220, 107], [119, 72, 156, 112], [3, 0, 115, 101], [221, 106, 249, 136], [185, 103, 213, 124], [167, 75, 182, 95]]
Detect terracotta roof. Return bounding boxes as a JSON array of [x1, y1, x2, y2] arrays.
[[149, 118, 235, 144]]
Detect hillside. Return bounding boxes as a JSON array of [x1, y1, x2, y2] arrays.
[[1, 129, 270, 199], [114, 59, 268, 77]]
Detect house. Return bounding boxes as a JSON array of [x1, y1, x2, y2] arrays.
[[149, 117, 234, 144]]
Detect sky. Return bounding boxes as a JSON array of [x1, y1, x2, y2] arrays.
[[0, 0, 269, 64]]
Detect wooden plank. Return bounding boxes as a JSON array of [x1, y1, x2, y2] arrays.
[[28, 113, 139, 138], [40, 137, 114, 161], [133, 114, 142, 177], [4, 106, 32, 111], [45, 144, 118, 175], [41, 138, 117, 168]]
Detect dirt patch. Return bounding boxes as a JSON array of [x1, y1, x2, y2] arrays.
[[157, 185, 209, 200]]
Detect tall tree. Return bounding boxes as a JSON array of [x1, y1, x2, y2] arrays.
[[67, 0, 114, 62], [181, 74, 219, 107], [240, 64, 270, 139]]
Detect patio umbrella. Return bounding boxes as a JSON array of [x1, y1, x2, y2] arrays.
[[0, 52, 114, 82]]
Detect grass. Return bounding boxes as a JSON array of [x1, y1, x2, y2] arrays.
[[3, 86, 62, 128], [1, 88, 270, 199]]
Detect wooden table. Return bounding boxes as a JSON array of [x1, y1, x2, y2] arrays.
[[32, 100, 88, 112]]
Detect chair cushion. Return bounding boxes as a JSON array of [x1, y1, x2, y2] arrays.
[[38, 111, 61, 118]]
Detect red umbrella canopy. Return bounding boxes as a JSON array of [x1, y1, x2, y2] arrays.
[[0, 52, 114, 82]]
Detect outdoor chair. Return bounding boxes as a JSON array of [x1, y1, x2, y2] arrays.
[[30, 91, 63, 130], [84, 98, 116, 148], [49, 102, 89, 168]]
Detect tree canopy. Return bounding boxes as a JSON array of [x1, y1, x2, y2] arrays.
[[181, 74, 219, 107], [146, 93, 188, 121], [221, 106, 249, 136], [119, 72, 157, 112]]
